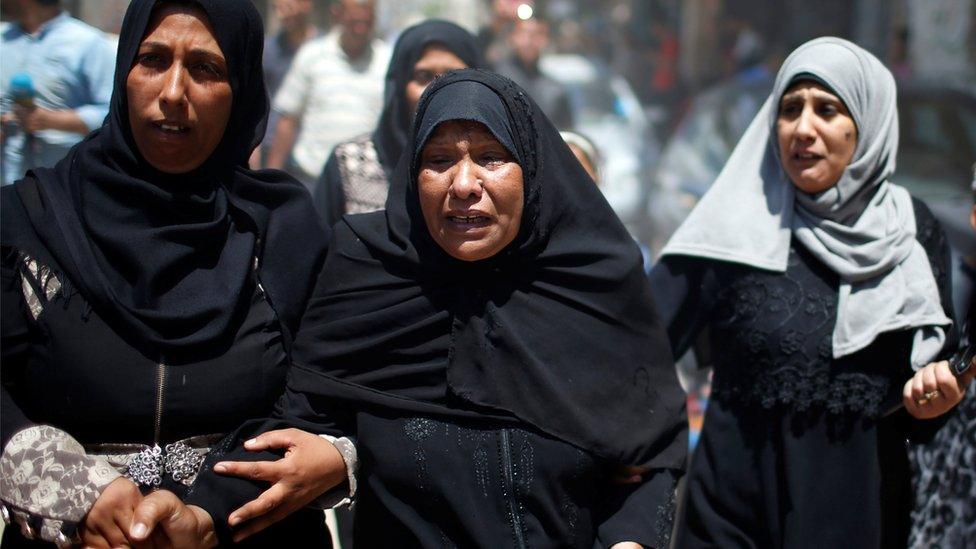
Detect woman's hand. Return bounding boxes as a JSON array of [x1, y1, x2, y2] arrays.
[[79, 477, 143, 548], [213, 428, 347, 542], [903, 360, 976, 419], [129, 490, 217, 548]]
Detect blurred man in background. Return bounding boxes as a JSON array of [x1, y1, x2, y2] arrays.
[[495, 14, 572, 129], [265, 0, 390, 191], [0, 0, 114, 185], [257, 0, 320, 167]]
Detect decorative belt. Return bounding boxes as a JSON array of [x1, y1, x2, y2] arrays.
[[86, 433, 224, 488]]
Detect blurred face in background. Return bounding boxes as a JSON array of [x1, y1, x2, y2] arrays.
[[333, 0, 375, 58], [776, 80, 857, 194], [272, 0, 313, 33], [491, 0, 522, 22], [404, 45, 468, 114], [126, 4, 232, 174], [510, 18, 548, 67]]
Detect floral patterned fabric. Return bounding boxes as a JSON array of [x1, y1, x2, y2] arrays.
[[908, 390, 976, 548], [334, 134, 390, 216], [0, 425, 120, 542]]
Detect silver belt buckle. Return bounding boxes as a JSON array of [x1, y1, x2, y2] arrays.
[[118, 438, 215, 488], [164, 441, 205, 484], [126, 445, 164, 487]]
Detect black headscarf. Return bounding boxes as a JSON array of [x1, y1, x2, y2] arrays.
[[288, 70, 686, 468], [371, 20, 484, 174], [0, 0, 327, 362]]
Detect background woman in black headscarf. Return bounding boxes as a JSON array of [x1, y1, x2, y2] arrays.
[[312, 19, 484, 227], [0, 0, 329, 546], [177, 69, 687, 548]]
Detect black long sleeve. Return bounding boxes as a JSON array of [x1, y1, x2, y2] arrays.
[[596, 468, 681, 549], [1, 249, 33, 449], [648, 256, 720, 360], [311, 150, 346, 229]]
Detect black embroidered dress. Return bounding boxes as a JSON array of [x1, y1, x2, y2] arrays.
[[652, 199, 955, 549]]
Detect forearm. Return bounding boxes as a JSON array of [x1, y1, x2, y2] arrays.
[[184, 419, 292, 540], [0, 425, 122, 545], [266, 115, 299, 169], [38, 109, 91, 135], [184, 416, 355, 543]]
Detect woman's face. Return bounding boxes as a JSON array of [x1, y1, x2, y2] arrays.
[[776, 80, 857, 194], [126, 4, 233, 174], [405, 45, 468, 115], [418, 120, 524, 262]]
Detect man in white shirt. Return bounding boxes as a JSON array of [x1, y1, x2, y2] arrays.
[[266, 0, 390, 191]]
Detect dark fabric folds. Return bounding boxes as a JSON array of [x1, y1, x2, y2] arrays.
[[291, 69, 687, 468], [371, 20, 484, 174], [0, 0, 327, 362]]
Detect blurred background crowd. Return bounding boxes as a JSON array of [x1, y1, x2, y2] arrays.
[[2, 0, 975, 451]]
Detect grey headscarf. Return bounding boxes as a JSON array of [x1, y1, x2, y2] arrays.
[[662, 37, 949, 367]]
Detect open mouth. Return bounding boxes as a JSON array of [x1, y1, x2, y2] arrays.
[[448, 215, 489, 223], [153, 122, 190, 134], [446, 214, 491, 230], [792, 152, 822, 161]]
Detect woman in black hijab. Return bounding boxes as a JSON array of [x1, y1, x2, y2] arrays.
[[312, 19, 484, 227], [182, 69, 687, 548], [0, 0, 329, 546]]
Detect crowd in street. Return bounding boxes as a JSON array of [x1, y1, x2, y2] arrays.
[[0, 0, 973, 548]]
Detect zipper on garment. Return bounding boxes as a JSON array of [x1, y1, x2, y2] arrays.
[[153, 362, 167, 445], [500, 429, 527, 549]]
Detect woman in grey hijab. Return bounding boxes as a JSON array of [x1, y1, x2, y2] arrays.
[[650, 37, 966, 548]]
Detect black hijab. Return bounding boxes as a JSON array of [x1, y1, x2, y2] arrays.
[[371, 20, 484, 174], [289, 70, 686, 468], [0, 0, 327, 363]]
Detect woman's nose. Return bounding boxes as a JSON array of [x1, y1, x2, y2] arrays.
[[794, 106, 817, 141], [450, 158, 483, 199], [159, 65, 188, 108]]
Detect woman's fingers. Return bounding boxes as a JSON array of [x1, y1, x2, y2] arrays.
[[99, 520, 130, 548], [230, 486, 302, 543], [904, 361, 969, 419], [243, 428, 303, 451], [214, 459, 281, 481], [129, 490, 182, 542], [921, 363, 939, 396], [79, 529, 109, 549], [232, 510, 291, 544], [80, 477, 142, 548], [934, 360, 962, 401], [228, 483, 288, 528]]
